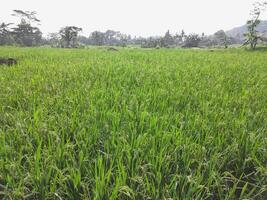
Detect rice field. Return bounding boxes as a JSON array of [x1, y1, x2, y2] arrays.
[[0, 47, 266, 199]]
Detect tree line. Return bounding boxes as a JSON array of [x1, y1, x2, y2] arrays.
[[1, 1, 266, 49], [0, 11, 241, 49]]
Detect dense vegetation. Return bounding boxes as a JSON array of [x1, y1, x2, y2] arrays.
[[0, 47, 266, 199], [1, 2, 267, 49]]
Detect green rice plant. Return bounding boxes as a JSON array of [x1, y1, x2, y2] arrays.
[[0, 47, 266, 199]]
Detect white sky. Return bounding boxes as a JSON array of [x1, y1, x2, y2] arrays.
[[1, 0, 267, 37]]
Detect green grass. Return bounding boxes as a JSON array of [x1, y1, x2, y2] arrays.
[[0, 47, 266, 199]]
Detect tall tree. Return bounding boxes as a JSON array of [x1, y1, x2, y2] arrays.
[[161, 30, 174, 47], [214, 30, 230, 48], [174, 30, 185, 46], [47, 32, 61, 47], [11, 10, 42, 46], [243, 1, 267, 49], [0, 22, 14, 45], [104, 30, 118, 45], [59, 26, 82, 48], [183, 33, 201, 48], [89, 31, 105, 46]]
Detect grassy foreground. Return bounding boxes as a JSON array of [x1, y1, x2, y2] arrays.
[[0, 47, 266, 199]]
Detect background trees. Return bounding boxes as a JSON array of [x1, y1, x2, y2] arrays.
[[59, 26, 82, 48], [0, 10, 42, 46], [0, 23, 14, 45], [46, 33, 61, 47], [87, 30, 131, 47], [213, 30, 230, 48], [141, 37, 161, 48], [89, 31, 105, 46], [11, 10, 42, 46], [160, 30, 175, 47], [1, 4, 267, 49], [243, 1, 267, 49], [183, 33, 201, 48]]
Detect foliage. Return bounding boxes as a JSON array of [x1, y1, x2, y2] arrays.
[[11, 10, 41, 24], [160, 30, 174, 47], [1, 5, 267, 48], [243, 1, 267, 49], [183, 33, 201, 47], [11, 10, 42, 46], [0, 47, 266, 200], [141, 37, 161, 48], [0, 23, 15, 45], [88, 30, 131, 47], [140, 30, 176, 48], [89, 31, 106, 46], [59, 26, 82, 48], [174, 30, 186, 45], [12, 21, 42, 46], [214, 30, 231, 48], [46, 33, 61, 47]]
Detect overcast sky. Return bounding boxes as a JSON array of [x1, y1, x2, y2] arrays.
[[1, 0, 267, 37]]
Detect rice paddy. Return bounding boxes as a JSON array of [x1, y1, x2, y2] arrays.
[[0, 47, 266, 199]]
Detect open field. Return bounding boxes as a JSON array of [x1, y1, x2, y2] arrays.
[[0, 47, 266, 199]]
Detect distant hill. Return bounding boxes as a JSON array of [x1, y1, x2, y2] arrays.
[[226, 20, 267, 41]]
